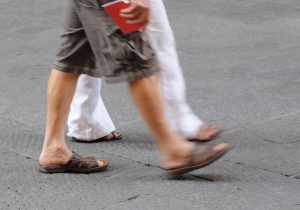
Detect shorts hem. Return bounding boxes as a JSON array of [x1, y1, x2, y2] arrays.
[[54, 63, 103, 78], [54, 63, 160, 83], [105, 66, 160, 84]]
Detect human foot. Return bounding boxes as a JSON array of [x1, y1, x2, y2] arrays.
[[39, 146, 107, 173], [163, 143, 230, 176], [39, 152, 108, 174], [188, 124, 221, 142]]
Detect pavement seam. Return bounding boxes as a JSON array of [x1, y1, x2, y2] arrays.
[[97, 148, 158, 168], [100, 193, 152, 210], [290, 170, 300, 178], [4, 128, 299, 180], [4, 146, 38, 162], [189, 174, 215, 182], [4, 139, 159, 171], [224, 159, 295, 178], [223, 109, 300, 139], [262, 138, 300, 144], [97, 149, 229, 182]]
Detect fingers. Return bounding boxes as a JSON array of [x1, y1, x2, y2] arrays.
[[120, 3, 143, 19], [120, 2, 140, 14], [120, 0, 150, 25], [127, 8, 149, 25]]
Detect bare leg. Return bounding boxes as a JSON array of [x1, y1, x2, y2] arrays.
[[129, 75, 229, 169], [39, 69, 104, 167]]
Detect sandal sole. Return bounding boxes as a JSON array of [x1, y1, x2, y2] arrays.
[[39, 163, 109, 174], [167, 148, 229, 177]]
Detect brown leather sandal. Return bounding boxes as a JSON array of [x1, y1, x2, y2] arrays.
[[166, 143, 229, 176], [72, 130, 122, 143], [39, 151, 109, 174]]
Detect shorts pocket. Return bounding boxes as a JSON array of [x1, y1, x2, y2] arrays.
[[76, 0, 118, 35], [109, 31, 157, 73]]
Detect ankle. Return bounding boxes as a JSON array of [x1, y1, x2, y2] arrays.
[[159, 137, 193, 158], [39, 143, 72, 165], [43, 141, 69, 152]]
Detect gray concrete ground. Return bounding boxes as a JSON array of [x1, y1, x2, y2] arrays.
[[1, 0, 300, 209]]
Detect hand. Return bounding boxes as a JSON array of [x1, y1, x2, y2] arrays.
[[120, 0, 150, 26]]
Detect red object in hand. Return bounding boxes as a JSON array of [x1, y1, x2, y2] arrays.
[[102, 0, 145, 34]]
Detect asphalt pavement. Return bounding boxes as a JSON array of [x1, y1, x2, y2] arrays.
[[0, 0, 300, 209]]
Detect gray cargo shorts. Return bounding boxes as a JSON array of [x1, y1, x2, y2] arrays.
[[55, 0, 159, 84]]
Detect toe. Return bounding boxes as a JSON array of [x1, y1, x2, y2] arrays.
[[97, 159, 109, 167], [212, 143, 230, 152]]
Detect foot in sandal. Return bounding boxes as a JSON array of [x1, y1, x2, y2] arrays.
[[39, 147, 108, 174], [162, 142, 229, 176]]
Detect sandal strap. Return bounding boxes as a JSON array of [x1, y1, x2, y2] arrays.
[[65, 152, 100, 169], [104, 131, 121, 141], [189, 144, 215, 165]]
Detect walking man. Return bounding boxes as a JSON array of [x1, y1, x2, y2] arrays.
[[39, 0, 229, 176]]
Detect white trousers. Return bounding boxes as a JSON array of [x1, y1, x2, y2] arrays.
[[67, 0, 204, 140]]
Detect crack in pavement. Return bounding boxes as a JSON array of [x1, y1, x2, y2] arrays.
[[4, 141, 159, 171], [262, 138, 300, 144], [5, 134, 299, 181], [100, 193, 151, 210], [223, 109, 300, 137], [190, 174, 215, 182], [292, 171, 300, 179], [97, 149, 222, 182], [97, 149, 159, 169], [5, 144, 159, 174], [120, 193, 151, 202], [5, 146, 38, 162], [224, 159, 298, 178]]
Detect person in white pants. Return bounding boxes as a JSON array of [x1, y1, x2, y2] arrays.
[[67, 0, 219, 142]]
